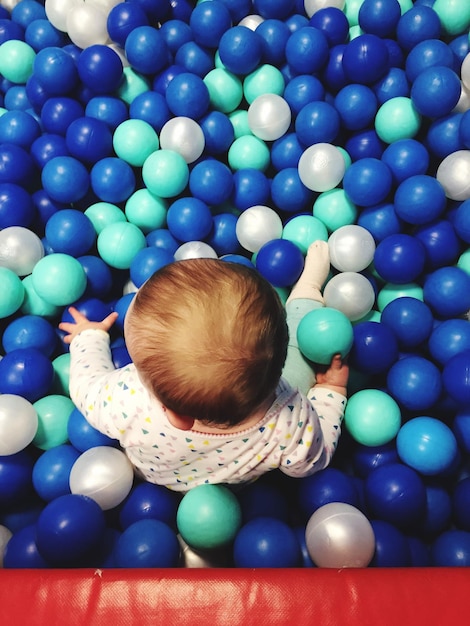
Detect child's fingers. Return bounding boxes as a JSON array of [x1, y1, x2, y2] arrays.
[[101, 311, 119, 331], [67, 306, 89, 323]]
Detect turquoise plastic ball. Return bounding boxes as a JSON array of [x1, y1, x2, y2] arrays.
[[97, 222, 146, 270], [297, 307, 354, 364], [0, 267, 25, 318], [31, 253, 87, 306], [345, 389, 402, 446], [142, 149, 189, 198], [176, 484, 242, 550], [113, 119, 159, 167]]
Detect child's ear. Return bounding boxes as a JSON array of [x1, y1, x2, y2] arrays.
[[165, 409, 195, 431]]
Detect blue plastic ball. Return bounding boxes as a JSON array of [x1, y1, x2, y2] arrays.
[[45, 209, 96, 257], [396, 5, 441, 52], [233, 517, 301, 568], [373, 67, 410, 104], [423, 266, 470, 318], [41, 155, 90, 204], [189, 0, 231, 49], [232, 168, 270, 211], [255, 238, 304, 287], [349, 321, 399, 376], [165, 71, 210, 119], [107, 1, 149, 48], [166, 197, 213, 242], [334, 84, 378, 131], [365, 462, 427, 530], [146, 228, 179, 255], [86, 96, 129, 131], [256, 19, 290, 66], [90, 157, 136, 204], [397, 416, 458, 476], [40, 97, 84, 135], [352, 442, 400, 479], [387, 355, 442, 412], [271, 167, 313, 213], [114, 519, 180, 567], [285, 26, 329, 74], [124, 25, 169, 75], [405, 38, 454, 82], [159, 19, 192, 55], [67, 407, 118, 453], [432, 530, 470, 566], [35, 494, 106, 566], [357, 203, 402, 242], [358, 0, 401, 38], [65, 116, 113, 164], [32, 444, 81, 502], [322, 43, 348, 93], [2, 315, 57, 356], [411, 65, 461, 119], [174, 41, 214, 77], [342, 34, 390, 85], [295, 100, 340, 146], [78, 254, 113, 298], [428, 319, 470, 366], [130, 246, 174, 288], [0, 109, 41, 149], [200, 111, 234, 155], [25, 18, 65, 51], [0, 348, 53, 402], [0, 182, 35, 228], [189, 159, 233, 206], [119, 482, 180, 530], [415, 219, 460, 270], [345, 129, 385, 161], [0, 449, 35, 507], [453, 410, 470, 454], [129, 90, 170, 132], [77, 45, 123, 95], [218, 25, 263, 75], [343, 157, 393, 207], [370, 520, 411, 567], [283, 74, 325, 115], [381, 138, 429, 183], [452, 477, 470, 532], [32, 46, 78, 96], [0, 143, 35, 186], [381, 297, 434, 349], [3, 524, 50, 569], [296, 467, 359, 520], [207, 213, 240, 256], [422, 483, 452, 539], [443, 350, 470, 408], [374, 233, 426, 283], [309, 7, 349, 45], [30, 133, 69, 169]]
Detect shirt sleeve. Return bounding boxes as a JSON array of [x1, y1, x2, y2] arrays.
[[68, 329, 141, 442], [279, 386, 346, 478]]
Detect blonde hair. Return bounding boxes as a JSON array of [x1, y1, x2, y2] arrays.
[[125, 258, 288, 427]]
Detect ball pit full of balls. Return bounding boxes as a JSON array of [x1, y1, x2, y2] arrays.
[[1, 0, 470, 570]]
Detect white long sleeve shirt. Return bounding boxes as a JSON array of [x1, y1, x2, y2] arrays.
[[68, 329, 346, 492]]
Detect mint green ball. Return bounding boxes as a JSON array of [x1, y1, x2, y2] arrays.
[[125, 189, 168, 233], [31, 254, 87, 306], [345, 389, 401, 446], [176, 484, 242, 550], [0, 40, 35, 84], [51, 353, 70, 396], [432, 0, 470, 35], [32, 395, 75, 451], [313, 189, 357, 232], [282, 215, 328, 254], [297, 307, 354, 365], [228, 109, 252, 138], [20, 275, 60, 318], [203, 68, 243, 113], [228, 135, 270, 171], [97, 222, 146, 269], [0, 267, 24, 318], [142, 149, 189, 198], [375, 97, 421, 143], [85, 202, 127, 234], [457, 249, 470, 275], [243, 64, 285, 104], [377, 283, 424, 311], [117, 67, 151, 104], [113, 119, 159, 167]]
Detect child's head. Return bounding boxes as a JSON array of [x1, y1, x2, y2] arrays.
[[124, 258, 288, 427]]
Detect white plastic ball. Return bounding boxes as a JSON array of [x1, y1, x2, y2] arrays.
[[174, 241, 218, 261], [247, 94, 292, 141], [328, 224, 376, 272], [66, 3, 110, 48], [0, 226, 45, 276], [453, 83, 470, 113], [45, 0, 81, 31], [1, 0, 24, 12], [236, 205, 283, 253], [159, 117, 205, 164], [239, 15, 265, 30], [436, 150, 470, 201], [305, 502, 375, 568], [461, 52, 470, 92], [0, 394, 38, 456], [298, 143, 346, 192], [69, 446, 134, 510], [0, 525, 12, 567], [304, 0, 346, 18], [324, 272, 376, 321], [107, 43, 129, 68]]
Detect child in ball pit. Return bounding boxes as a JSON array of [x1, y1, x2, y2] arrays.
[[59, 241, 348, 492]]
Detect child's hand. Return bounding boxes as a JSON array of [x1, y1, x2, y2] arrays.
[[59, 306, 119, 345], [315, 354, 349, 396]]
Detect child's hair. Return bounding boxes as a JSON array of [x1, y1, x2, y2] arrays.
[[125, 258, 288, 427]]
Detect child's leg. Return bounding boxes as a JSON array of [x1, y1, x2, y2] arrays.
[[282, 241, 330, 394]]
